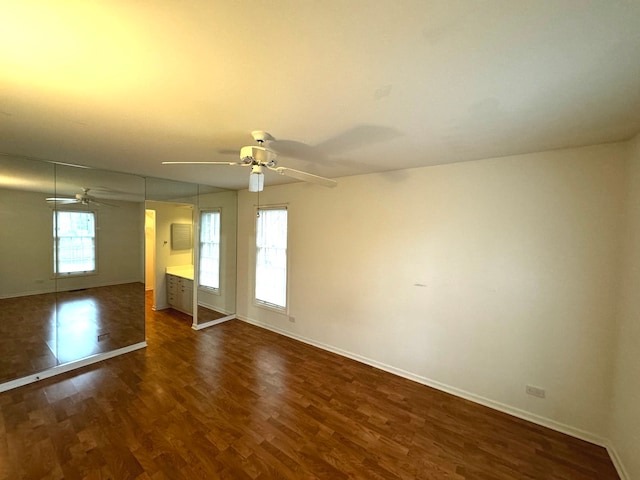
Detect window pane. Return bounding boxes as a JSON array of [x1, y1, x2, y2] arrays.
[[199, 211, 220, 289], [54, 211, 96, 274], [255, 208, 287, 308]]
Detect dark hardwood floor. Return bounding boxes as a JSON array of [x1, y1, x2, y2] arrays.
[[0, 283, 144, 383], [0, 299, 619, 479]]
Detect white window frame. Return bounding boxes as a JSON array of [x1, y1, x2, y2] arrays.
[[198, 209, 221, 293], [53, 209, 98, 277], [254, 205, 288, 312]]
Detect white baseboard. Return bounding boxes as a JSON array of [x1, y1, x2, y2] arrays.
[[192, 314, 235, 330], [56, 279, 144, 293], [0, 342, 147, 393], [1, 280, 144, 299], [605, 441, 630, 480], [0, 287, 55, 299], [237, 315, 627, 474]]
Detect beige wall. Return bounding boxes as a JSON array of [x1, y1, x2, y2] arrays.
[[611, 134, 640, 479], [0, 189, 56, 297], [237, 142, 627, 442]]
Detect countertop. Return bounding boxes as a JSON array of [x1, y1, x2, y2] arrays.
[[166, 265, 194, 281]]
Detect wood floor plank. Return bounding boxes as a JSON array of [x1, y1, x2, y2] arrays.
[[0, 294, 621, 479]]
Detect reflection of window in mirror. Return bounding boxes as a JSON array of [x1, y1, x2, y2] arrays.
[[199, 209, 220, 291], [53, 210, 97, 276]]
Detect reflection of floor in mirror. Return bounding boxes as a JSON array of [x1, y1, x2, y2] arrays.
[[0, 283, 145, 383], [197, 304, 228, 323], [144, 290, 227, 325], [145, 289, 194, 329], [0, 291, 58, 383]]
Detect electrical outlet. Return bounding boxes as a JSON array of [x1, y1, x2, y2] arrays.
[[97, 333, 110, 342], [526, 385, 546, 398], [289, 316, 296, 323]]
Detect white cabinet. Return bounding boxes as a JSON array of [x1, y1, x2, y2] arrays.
[[167, 273, 193, 315]]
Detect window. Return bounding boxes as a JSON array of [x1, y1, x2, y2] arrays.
[[199, 210, 221, 290], [53, 210, 96, 276], [255, 207, 288, 309]]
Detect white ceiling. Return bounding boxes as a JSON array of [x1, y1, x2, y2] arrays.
[[1, 1, 639, 191]]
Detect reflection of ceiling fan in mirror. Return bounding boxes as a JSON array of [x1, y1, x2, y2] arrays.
[[46, 188, 117, 207], [162, 131, 338, 192]]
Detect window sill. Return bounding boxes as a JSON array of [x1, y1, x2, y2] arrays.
[[254, 300, 288, 315], [53, 271, 98, 279]]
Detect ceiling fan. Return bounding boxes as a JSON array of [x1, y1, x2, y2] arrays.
[[162, 131, 338, 192], [46, 188, 117, 207]]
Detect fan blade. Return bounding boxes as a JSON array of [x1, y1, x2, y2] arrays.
[[162, 161, 249, 166], [46, 197, 78, 203], [268, 166, 337, 188]]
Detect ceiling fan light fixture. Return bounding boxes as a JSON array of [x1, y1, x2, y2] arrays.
[[249, 165, 264, 192]]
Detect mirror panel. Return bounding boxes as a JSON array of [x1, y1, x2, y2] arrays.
[[0, 155, 57, 382], [145, 177, 198, 317], [53, 163, 145, 363], [195, 185, 237, 326], [145, 177, 198, 204]]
